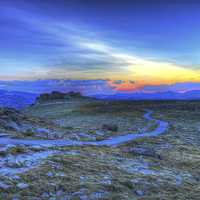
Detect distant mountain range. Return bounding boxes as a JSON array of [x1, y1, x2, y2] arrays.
[[0, 90, 38, 109], [1, 79, 200, 110], [93, 90, 200, 100], [0, 79, 114, 96]]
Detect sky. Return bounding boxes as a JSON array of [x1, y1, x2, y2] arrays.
[[1, 0, 200, 92]]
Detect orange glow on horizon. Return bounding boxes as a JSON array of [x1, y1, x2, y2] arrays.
[[108, 81, 143, 91], [108, 79, 200, 92]]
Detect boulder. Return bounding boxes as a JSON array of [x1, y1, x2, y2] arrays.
[[123, 147, 162, 160], [102, 124, 118, 132]]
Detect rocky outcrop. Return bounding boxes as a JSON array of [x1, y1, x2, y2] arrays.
[[0, 108, 27, 131], [36, 91, 83, 102], [0, 107, 52, 137]]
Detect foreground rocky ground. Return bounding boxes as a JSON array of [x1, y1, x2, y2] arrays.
[[0, 98, 200, 199]]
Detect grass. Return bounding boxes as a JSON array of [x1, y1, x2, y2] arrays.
[[7, 145, 27, 155], [25, 99, 147, 139], [1, 99, 200, 199]]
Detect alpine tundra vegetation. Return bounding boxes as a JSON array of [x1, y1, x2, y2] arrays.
[[0, 94, 200, 199]]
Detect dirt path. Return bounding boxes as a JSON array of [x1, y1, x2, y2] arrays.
[[0, 110, 168, 147], [0, 109, 169, 177]]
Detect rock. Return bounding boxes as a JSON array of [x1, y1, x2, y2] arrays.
[[47, 171, 54, 177], [100, 176, 112, 185], [65, 150, 80, 156], [12, 197, 20, 200], [72, 188, 88, 198], [35, 127, 51, 134], [17, 183, 29, 189], [12, 175, 20, 180], [0, 147, 8, 156], [79, 195, 88, 200], [0, 133, 10, 137], [95, 130, 105, 136], [89, 190, 108, 199], [135, 190, 144, 196], [22, 128, 35, 137], [6, 144, 16, 149], [55, 172, 65, 177], [6, 121, 20, 131], [31, 145, 44, 151], [123, 147, 162, 159], [41, 192, 50, 198], [175, 175, 182, 186], [102, 124, 118, 132], [0, 181, 11, 190], [71, 133, 80, 140], [80, 176, 85, 184], [79, 133, 96, 140], [56, 190, 65, 197]]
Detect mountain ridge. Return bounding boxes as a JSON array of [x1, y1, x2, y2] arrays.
[[93, 90, 200, 100]]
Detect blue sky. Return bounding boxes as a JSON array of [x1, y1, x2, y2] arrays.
[[1, 0, 200, 91]]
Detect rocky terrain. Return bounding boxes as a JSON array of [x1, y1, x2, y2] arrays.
[[0, 94, 199, 199]]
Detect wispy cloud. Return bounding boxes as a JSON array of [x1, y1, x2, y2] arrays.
[[1, 4, 200, 90]]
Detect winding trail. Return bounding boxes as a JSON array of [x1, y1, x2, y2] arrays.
[[0, 110, 168, 147]]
